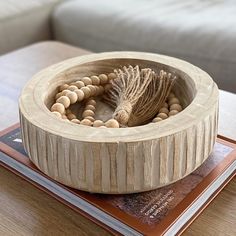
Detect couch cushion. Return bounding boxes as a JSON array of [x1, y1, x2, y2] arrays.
[[0, 0, 60, 55], [52, 0, 236, 93]]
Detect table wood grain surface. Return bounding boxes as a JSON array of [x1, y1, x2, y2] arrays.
[[0, 41, 235, 236]]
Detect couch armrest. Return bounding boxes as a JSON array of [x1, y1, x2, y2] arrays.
[[0, 0, 61, 55]]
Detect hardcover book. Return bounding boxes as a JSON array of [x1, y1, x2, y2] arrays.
[[0, 124, 235, 236]]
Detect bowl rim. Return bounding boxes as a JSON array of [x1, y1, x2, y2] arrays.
[[19, 51, 218, 143]]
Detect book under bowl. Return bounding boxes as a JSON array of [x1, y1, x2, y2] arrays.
[[0, 124, 235, 235]]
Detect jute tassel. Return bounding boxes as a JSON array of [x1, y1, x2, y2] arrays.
[[103, 65, 176, 126]]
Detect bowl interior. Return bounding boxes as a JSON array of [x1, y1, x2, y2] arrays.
[[44, 58, 196, 126]]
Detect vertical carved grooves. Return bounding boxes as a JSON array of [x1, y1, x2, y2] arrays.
[[85, 143, 94, 192], [65, 140, 73, 183], [20, 103, 218, 193], [173, 133, 183, 180], [101, 143, 110, 192], [142, 141, 153, 188], [203, 116, 210, 160], [77, 142, 86, 189], [134, 142, 144, 190], [108, 143, 117, 192], [186, 127, 195, 174], [29, 124, 38, 168], [23, 115, 30, 156], [195, 121, 204, 167], [47, 132, 58, 179], [65, 139, 72, 184], [116, 142, 127, 192], [57, 137, 64, 183], [166, 135, 174, 182], [182, 131, 187, 176], [91, 143, 101, 192], [44, 131, 49, 176], [126, 143, 135, 191], [159, 137, 167, 184], [209, 114, 213, 155], [69, 140, 76, 186], [151, 139, 160, 187]]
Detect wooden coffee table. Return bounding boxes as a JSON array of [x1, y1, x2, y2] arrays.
[[0, 42, 235, 235]]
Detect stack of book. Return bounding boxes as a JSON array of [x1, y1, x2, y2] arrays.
[[0, 124, 235, 235]]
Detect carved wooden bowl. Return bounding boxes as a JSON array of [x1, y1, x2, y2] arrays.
[[19, 52, 219, 194]]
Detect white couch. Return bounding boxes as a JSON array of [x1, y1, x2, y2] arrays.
[[0, 0, 60, 54], [0, 0, 235, 93]]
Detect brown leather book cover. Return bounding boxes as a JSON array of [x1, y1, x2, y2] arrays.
[[0, 124, 235, 236]]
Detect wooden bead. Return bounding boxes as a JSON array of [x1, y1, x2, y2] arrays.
[[169, 110, 179, 116], [74, 89, 85, 101], [105, 119, 119, 128], [93, 120, 104, 127], [97, 86, 104, 95], [75, 81, 85, 89], [80, 119, 92, 126], [108, 73, 116, 80], [87, 85, 97, 96], [168, 97, 180, 106], [61, 114, 68, 119], [93, 86, 100, 96], [66, 91, 78, 104], [81, 77, 92, 85], [56, 96, 70, 108], [66, 109, 72, 115], [68, 85, 78, 91], [163, 102, 169, 109], [87, 99, 96, 106], [85, 105, 96, 112], [170, 104, 182, 112], [157, 113, 168, 119], [152, 117, 162, 122], [69, 82, 78, 87], [81, 87, 91, 98], [99, 74, 108, 84], [55, 92, 62, 100], [59, 84, 69, 91], [90, 76, 100, 85], [85, 116, 95, 122], [61, 89, 70, 96], [168, 92, 175, 100], [104, 83, 112, 91], [67, 113, 77, 120], [51, 111, 61, 118], [71, 119, 80, 124], [82, 110, 95, 118], [51, 103, 65, 114], [159, 107, 169, 114]]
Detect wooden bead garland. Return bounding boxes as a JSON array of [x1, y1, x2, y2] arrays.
[[152, 92, 183, 123], [93, 120, 104, 127], [75, 81, 85, 88], [75, 89, 85, 101], [90, 76, 100, 85], [51, 70, 183, 128], [56, 96, 70, 108], [71, 119, 80, 124], [80, 118, 92, 126], [51, 103, 65, 114], [81, 77, 92, 85], [51, 111, 61, 118]]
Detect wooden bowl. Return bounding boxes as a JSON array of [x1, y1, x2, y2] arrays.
[[19, 52, 219, 194]]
